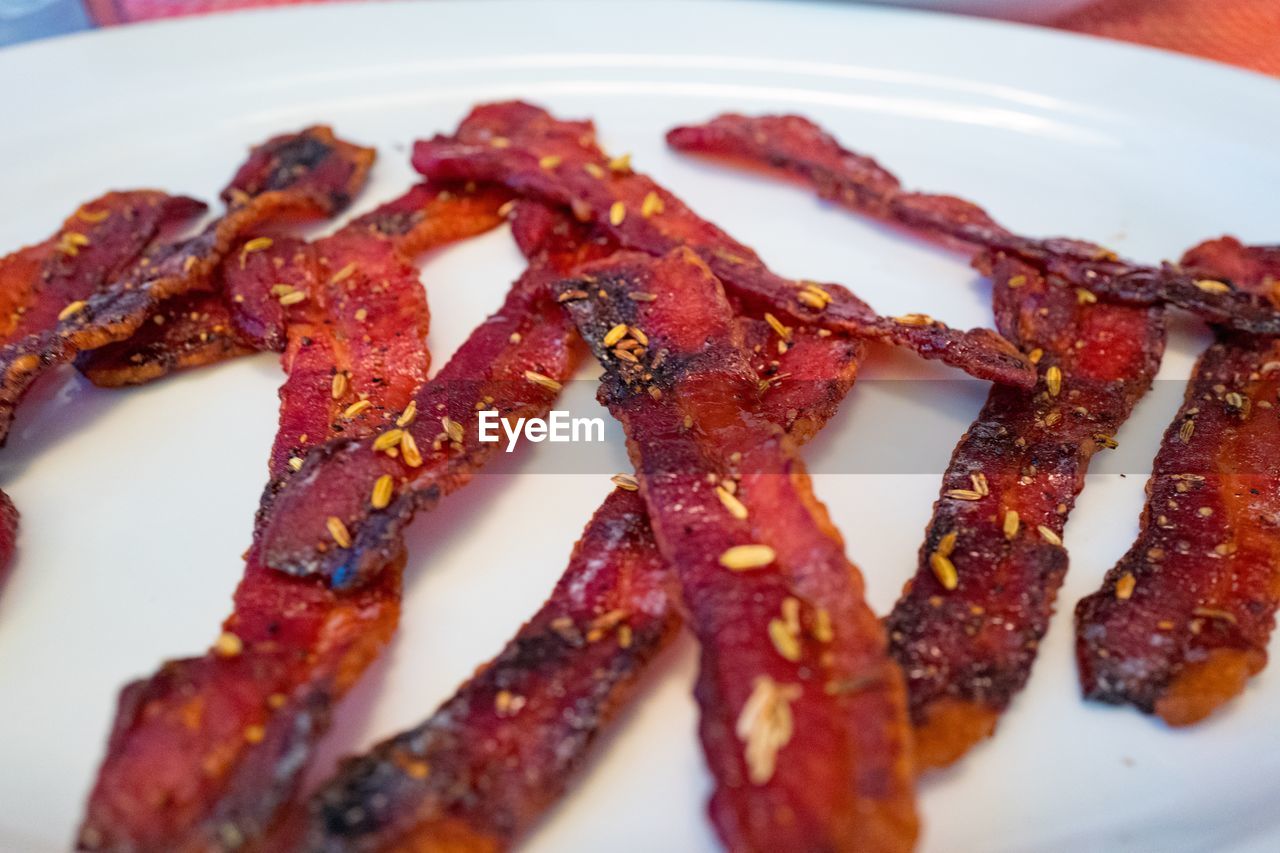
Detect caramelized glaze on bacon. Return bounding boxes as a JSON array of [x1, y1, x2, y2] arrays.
[[0, 127, 373, 443], [665, 112, 1280, 335], [0, 191, 206, 345], [544, 249, 915, 852], [411, 102, 1033, 388], [665, 111, 1173, 767], [299, 318, 863, 852], [1076, 237, 1280, 726], [78, 186, 509, 852], [76, 183, 510, 388], [258, 203, 610, 585]]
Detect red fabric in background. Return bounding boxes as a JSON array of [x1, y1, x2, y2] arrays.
[[84, 0, 1280, 76], [1054, 0, 1280, 76]]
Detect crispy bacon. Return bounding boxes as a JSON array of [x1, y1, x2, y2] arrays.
[[0, 190, 206, 579], [0, 191, 206, 345], [411, 102, 1034, 389], [77, 183, 510, 388], [886, 255, 1165, 768], [75, 290, 259, 387], [0, 127, 373, 444], [1076, 237, 1280, 726], [546, 249, 915, 852], [665, 113, 1280, 335], [665, 111, 1174, 768], [79, 203, 597, 851], [258, 203, 611, 584], [299, 319, 864, 851]]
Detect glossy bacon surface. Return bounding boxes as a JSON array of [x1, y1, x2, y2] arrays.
[[411, 102, 1033, 389], [666, 111, 1174, 767], [0, 191, 206, 345], [886, 255, 1165, 768], [258, 203, 610, 585], [299, 318, 864, 852], [1076, 237, 1280, 726], [78, 183, 510, 389], [0, 127, 373, 443], [665, 113, 1280, 335], [551, 249, 916, 852], [78, 185, 509, 852]]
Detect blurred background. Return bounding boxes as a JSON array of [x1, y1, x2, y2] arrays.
[[1, 0, 1277, 75]]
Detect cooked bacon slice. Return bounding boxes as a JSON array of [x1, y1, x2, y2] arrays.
[[74, 290, 259, 387], [539, 249, 916, 852], [79, 204, 597, 851], [1076, 237, 1280, 726], [300, 319, 864, 851], [0, 191, 206, 345], [77, 183, 510, 388], [258, 203, 610, 584], [0, 126, 373, 444], [666, 113, 1280, 335], [885, 255, 1166, 768], [411, 101, 1034, 388], [665, 111, 1176, 768]]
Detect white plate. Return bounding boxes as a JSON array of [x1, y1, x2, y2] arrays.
[[2, 2, 1279, 851]]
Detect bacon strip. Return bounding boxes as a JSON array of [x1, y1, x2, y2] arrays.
[[80, 202, 589, 852], [665, 113, 1280, 335], [0, 126, 374, 444], [300, 317, 864, 851], [0, 190, 207, 579], [257, 202, 610, 585], [552, 249, 915, 852], [411, 102, 1034, 389], [1076, 237, 1280, 726], [665, 111, 1173, 768], [77, 183, 511, 388]]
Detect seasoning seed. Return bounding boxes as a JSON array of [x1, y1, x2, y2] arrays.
[[583, 163, 605, 178], [1045, 365, 1063, 397], [1115, 573, 1136, 600], [213, 632, 244, 657], [288, 457, 304, 472], [764, 312, 791, 341], [627, 291, 657, 302], [719, 544, 776, 571], [1003, 510, 1020, 540], [641, 191, 664, 217], [602, 323, 629, 347], [768, 618, 802, 662], [400, 432, 423, 467], [57, 300, 87, 321], [326, 516, 352, 548], [1036, 524, 1062, 546], [611, 473, 639, 491], [1179, 419, 1196, 443], [608, 153, 632, 173], [538, 155, 563, 170], [1194, 279, 1232, 294], [609, 201, 627, 226], [894, 313, 934, 326], [716, 486, 749, 520], [330, 262, 357, 284], [944, 488, 983, 501], [736, 675, 801, 786], [371, 474, 394, 510], [279, 290, 307, 306], [929, 552, 958, 591], [343, 400, 372, 418], [373, 429, 405, 452], [441, 417, 464, 444], [524, 370, 563, 392], [331, 372, 348, 400], [396, 401, 417, 427]]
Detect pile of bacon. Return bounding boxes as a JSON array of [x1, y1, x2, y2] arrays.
[[1, 102, 1277, 853]]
